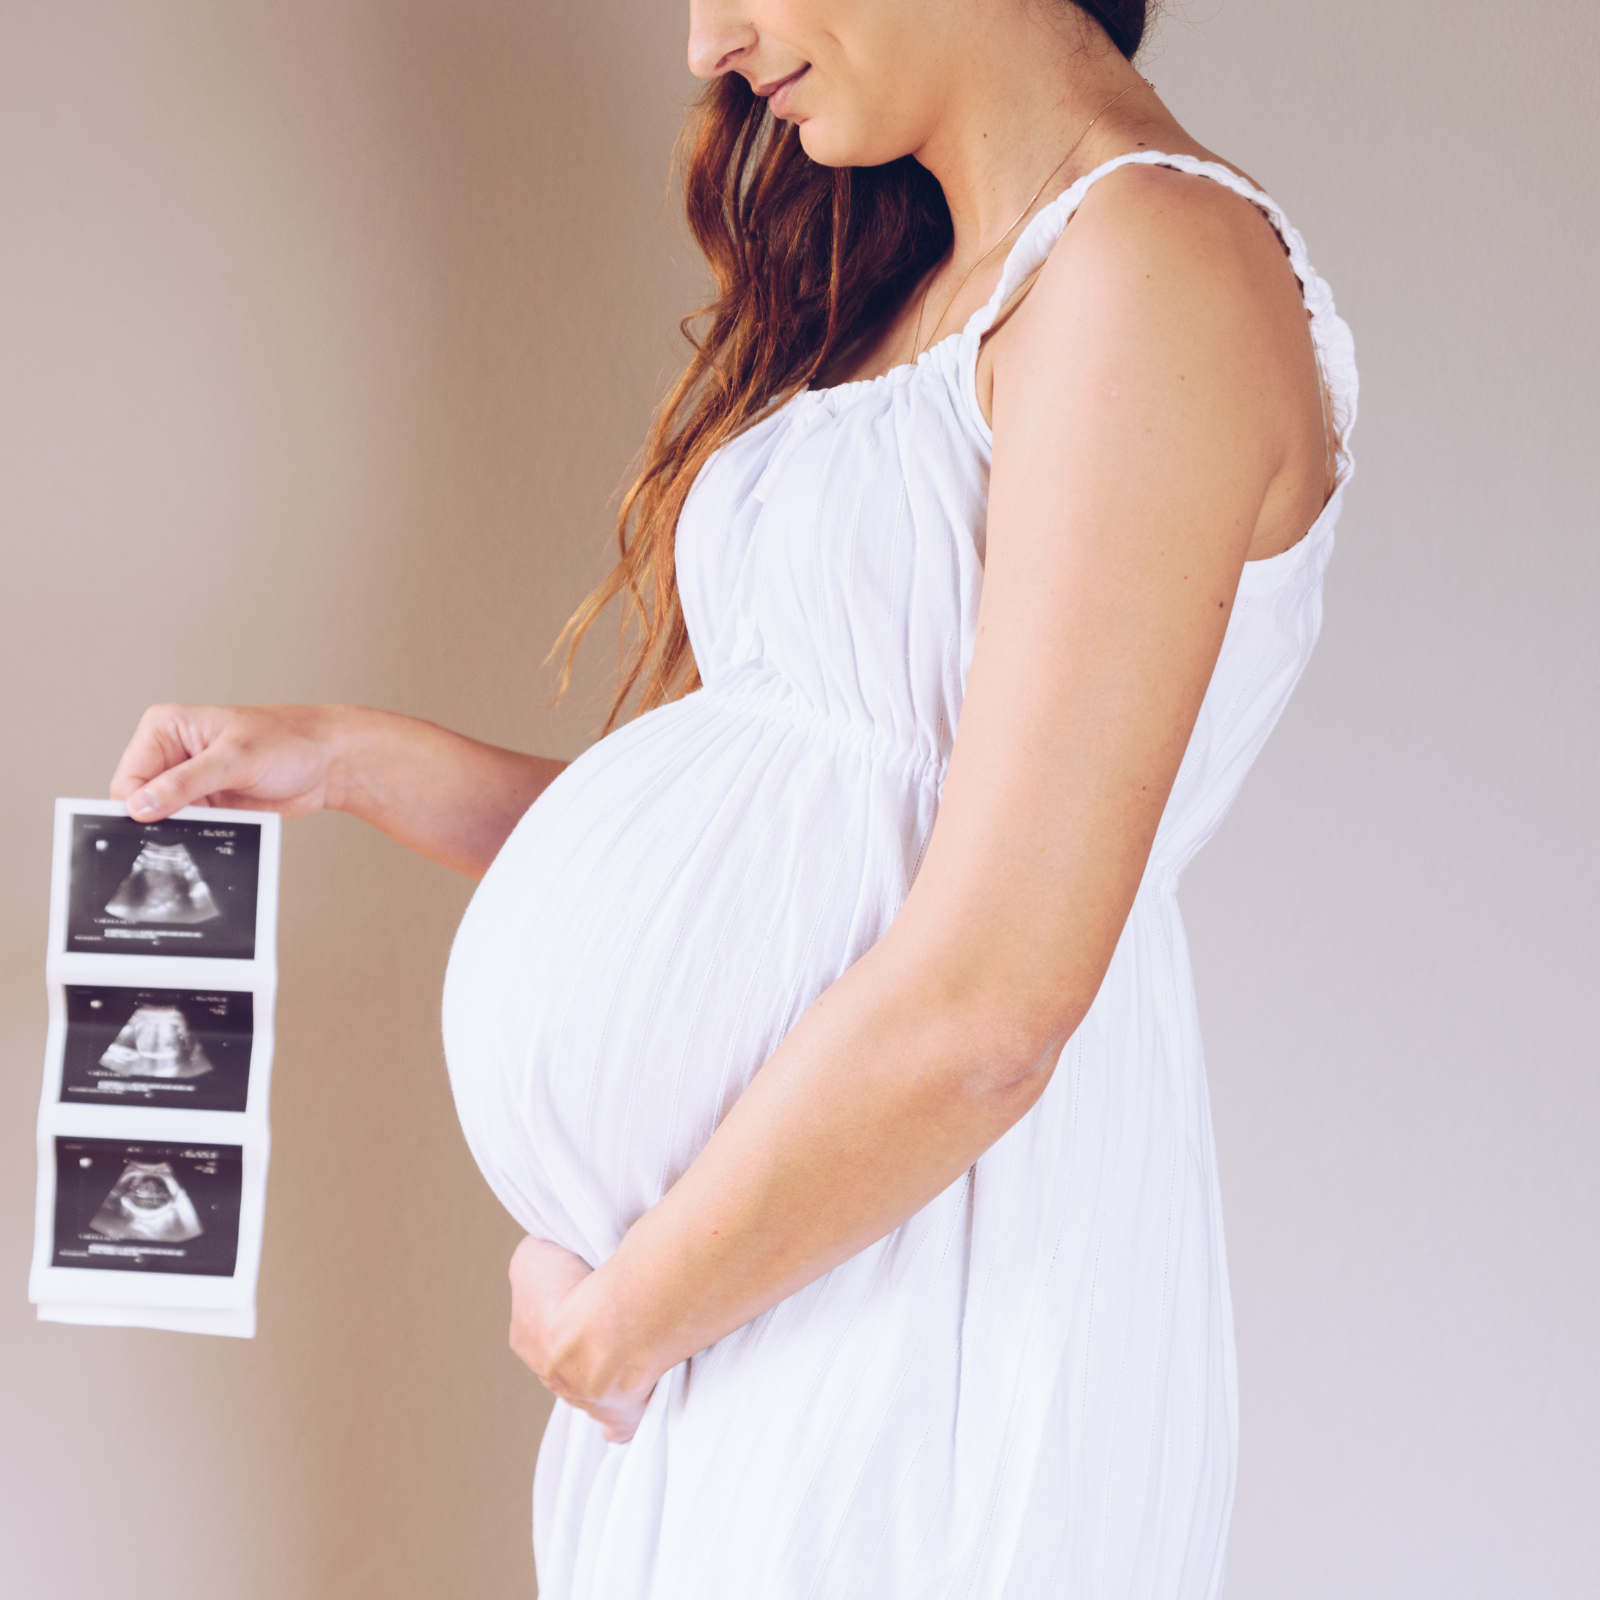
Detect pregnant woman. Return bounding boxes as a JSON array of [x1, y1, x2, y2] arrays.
[[111, 0, 1356, 1593]]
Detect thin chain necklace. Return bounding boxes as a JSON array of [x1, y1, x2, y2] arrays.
[[908, 77, 1148, 361]]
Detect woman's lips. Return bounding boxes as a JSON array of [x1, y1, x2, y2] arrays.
[[758, 65, 809, 118]]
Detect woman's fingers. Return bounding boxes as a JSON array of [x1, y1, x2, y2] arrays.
[[122, 745, 257, 821], [508, 1236, 595, 1374], [110, 705, 245, 817], [110, 705, 212, 803], [507, 1235, 657, 1440], [108, 704, 336, 821], [593, 1396, 648, 1445]]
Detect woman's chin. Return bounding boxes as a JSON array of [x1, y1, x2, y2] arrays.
[[792, 122, 860, 170], [792, 119, 918, 173]]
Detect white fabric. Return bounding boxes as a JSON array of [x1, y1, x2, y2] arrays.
[[442, 153, 1357, 1600]]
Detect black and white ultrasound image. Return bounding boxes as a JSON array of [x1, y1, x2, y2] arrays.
[[52, 1138, 242, 1276], [59, 986, 254, 1112], [66, 814, 261, 960]]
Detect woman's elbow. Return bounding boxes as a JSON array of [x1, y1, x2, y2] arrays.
[[942, 985, 1092, 1102], [870, 925, 1104, 1101]]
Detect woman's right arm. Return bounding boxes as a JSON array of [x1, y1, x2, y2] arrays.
[[110, 704, 565, 879]]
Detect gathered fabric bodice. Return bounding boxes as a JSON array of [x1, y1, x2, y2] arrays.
[[677, 149, 1356, 877]]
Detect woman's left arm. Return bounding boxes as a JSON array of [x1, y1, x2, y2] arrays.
[[515, 171, 1305, 1440]]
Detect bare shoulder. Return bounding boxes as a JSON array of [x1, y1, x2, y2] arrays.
[[985, 156, 1310, 436], [983, 153, 1331, 562], [1027, 159, 1303, 338]]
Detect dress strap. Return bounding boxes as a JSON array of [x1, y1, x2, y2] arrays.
[[962, 150, 1358, 478]]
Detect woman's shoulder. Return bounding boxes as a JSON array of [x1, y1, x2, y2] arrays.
[[1058, 146, 1291, 288], [991, 143, 1314, 379], [981, 141, 1338, 563]]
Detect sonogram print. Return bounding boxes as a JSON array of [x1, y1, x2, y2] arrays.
[[89, 1163, 204, 1243], [65, 814, 261, 959], [60, 987, 252, 1111], [53, 1139, 242, 1276], [99, 1005, 214, 1079], [104, 842, 219, 925]]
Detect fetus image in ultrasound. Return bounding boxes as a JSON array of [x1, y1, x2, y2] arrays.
[[105, 842, 219, 925], [66, 814, 261, 960], [54, 1139, 242, 1275], [89, 1163, 204, 1243], [100, 1005, 214, 1078], [60, 987, 252, 1111]]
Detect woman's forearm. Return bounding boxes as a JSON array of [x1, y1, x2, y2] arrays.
[[556, 931, 1078, 1400], [329, 707, 565, 876], [112, 701, 565, 877]]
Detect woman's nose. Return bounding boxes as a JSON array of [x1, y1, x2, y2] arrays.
[[687, 0, 758, 79]]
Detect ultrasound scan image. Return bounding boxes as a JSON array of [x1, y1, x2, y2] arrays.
[[89, 1162, 204, 1244], [99, 1005, 215, 1079], [59, 986, 252, 1112], [105, 842, 220, 925], [65, 814, 261, 960], [53, 1139, 242, 1276]]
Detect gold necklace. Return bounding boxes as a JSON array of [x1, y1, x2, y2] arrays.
[[908, 77, 1148, 361]]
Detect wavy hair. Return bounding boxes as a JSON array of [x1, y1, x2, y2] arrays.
[[557, 1, 1150, 732]]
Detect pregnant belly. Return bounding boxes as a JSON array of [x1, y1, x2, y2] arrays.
[[442, 687, 938, 1263]]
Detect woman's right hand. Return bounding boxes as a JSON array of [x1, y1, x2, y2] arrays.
[[110, 703, 353, 823], [110, 703, 566, 876]]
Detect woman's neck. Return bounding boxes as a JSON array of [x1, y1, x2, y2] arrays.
[[911, 11, 1161, 264]]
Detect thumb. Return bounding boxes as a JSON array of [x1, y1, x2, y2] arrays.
[[124, 745, 246, 822]]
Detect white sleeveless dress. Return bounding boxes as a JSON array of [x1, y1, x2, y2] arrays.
[[442, 152, 1358, 1600]]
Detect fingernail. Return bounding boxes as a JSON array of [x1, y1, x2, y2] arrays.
[[128, 790, 159, 819]]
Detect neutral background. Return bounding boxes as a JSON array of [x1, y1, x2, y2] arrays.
[[0, 2, 1594, 1596]]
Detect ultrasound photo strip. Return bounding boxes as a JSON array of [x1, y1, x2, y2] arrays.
[[31, 800, 281, 1339]]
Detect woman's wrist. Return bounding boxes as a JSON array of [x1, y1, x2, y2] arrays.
[[557, 1261, 670, 1405], [320, 705, 412, 822]]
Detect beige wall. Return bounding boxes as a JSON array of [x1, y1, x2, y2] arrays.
[[1152, 5, 1600, 1596], [0, 4, 701, 1596], [0, 3, 1594, 1598]]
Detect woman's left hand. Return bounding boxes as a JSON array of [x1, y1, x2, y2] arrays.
[[507, 1235, 657, 1444]]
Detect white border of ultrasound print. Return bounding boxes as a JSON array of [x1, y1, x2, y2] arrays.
[[28, 1131, 268, 1312]]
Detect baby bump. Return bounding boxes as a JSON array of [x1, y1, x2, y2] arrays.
[[442, 689, 937, 1262]]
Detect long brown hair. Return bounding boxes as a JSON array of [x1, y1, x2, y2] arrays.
[[557, 1, 1150, 733]]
